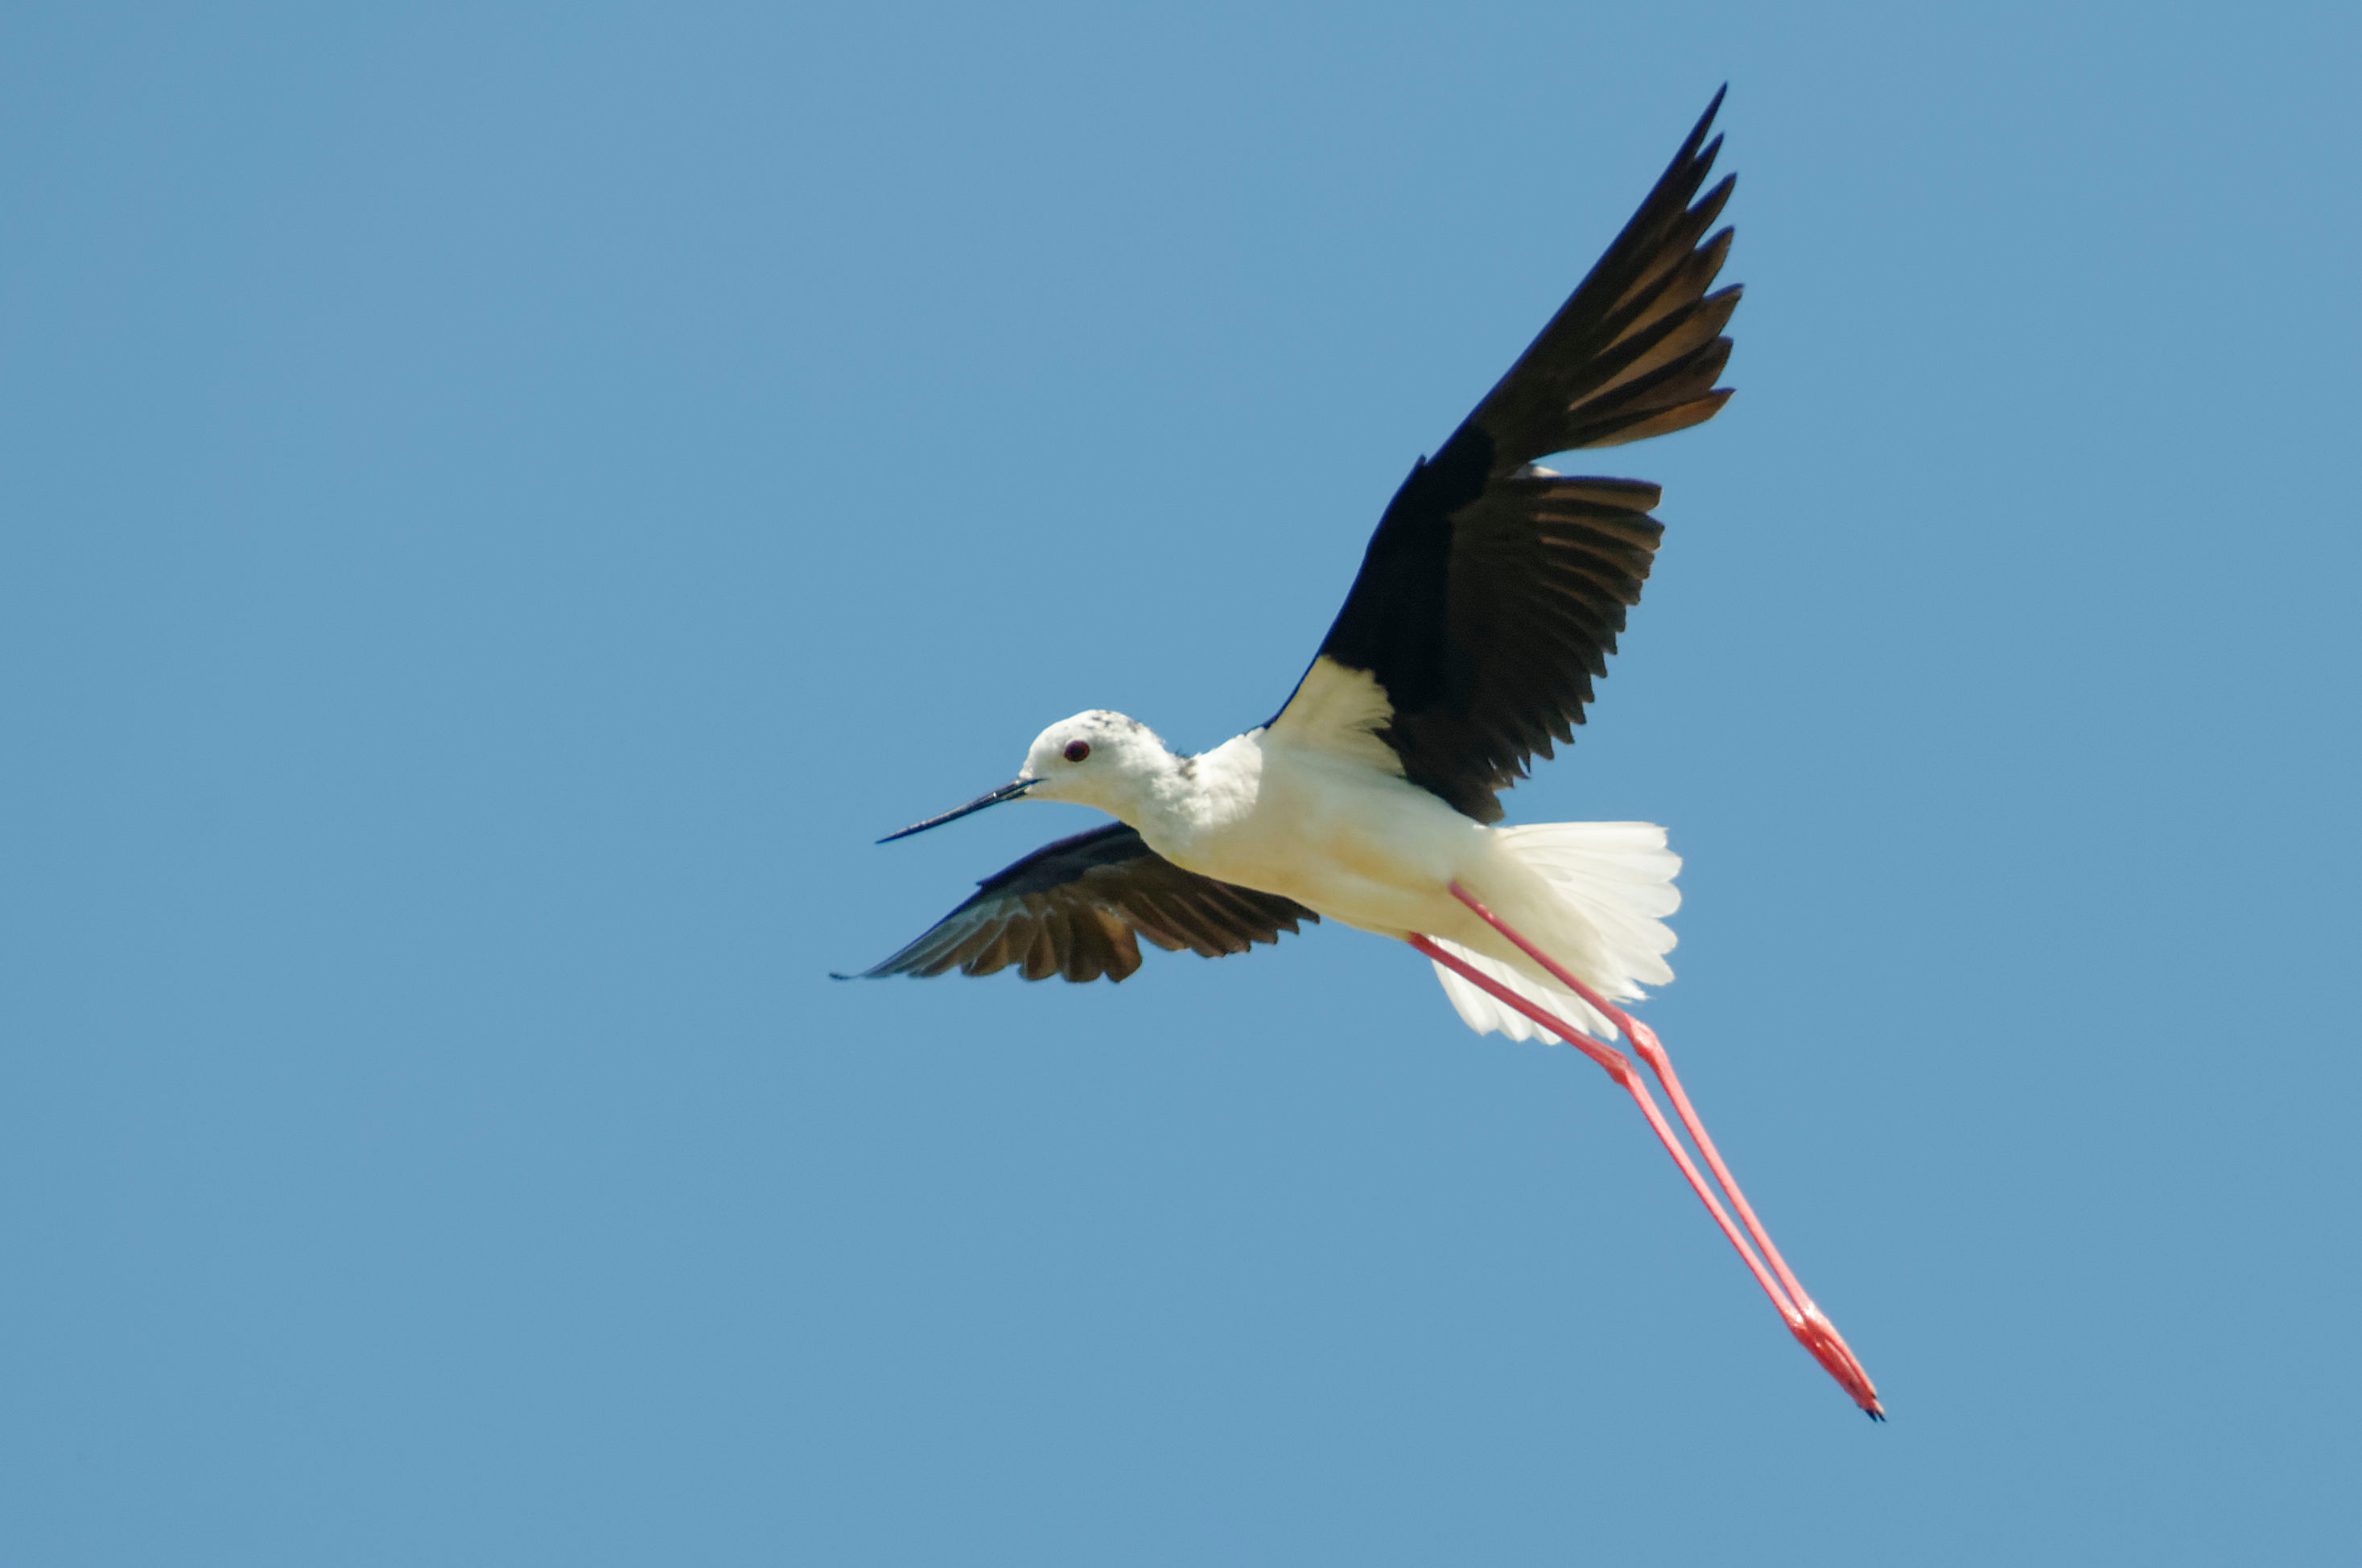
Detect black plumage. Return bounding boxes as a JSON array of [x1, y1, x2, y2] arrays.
[[1281, 88, 1739, 821], [841, 823, 1317, 983]]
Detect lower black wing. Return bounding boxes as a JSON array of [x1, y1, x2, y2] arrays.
[[838, 822, 1319, 983]]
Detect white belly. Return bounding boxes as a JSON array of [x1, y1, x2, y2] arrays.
[[1142, 739, 1493, 940], [1125, 732, 1659, 1010]]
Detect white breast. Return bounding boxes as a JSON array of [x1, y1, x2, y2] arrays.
[[1141, 727, 1487, 939]]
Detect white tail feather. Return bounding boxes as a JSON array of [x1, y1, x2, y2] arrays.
[[1428, 821, 1681, 1047], [1430, 936, 1615, 1045]]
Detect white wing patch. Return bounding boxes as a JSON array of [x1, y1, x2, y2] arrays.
[[1266, 656, 1405, 775]]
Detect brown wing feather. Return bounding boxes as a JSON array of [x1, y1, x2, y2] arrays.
[[843, 823, 1317, 985]]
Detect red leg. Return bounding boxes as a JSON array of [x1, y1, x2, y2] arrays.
[[1423, 887, 1885, 1419], [1408, 935, 1804, 1327]]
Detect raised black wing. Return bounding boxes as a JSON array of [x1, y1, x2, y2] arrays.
[[839, 822, 1319, 983], [1270, 89, 1739, 822]]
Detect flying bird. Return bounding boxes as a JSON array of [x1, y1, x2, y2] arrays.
[[840, 90, 1882, 1418]]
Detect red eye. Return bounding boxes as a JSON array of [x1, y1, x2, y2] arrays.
[[1063, 740, 1090, 763]]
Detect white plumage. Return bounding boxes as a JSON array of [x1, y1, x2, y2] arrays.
[[1431, 822, 1681, 1045], [1007, 699, 1680, 1055]]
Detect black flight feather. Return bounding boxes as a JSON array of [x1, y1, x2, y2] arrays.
[[1276, 88, 1739, 821], [841, 823, 1317, 984]]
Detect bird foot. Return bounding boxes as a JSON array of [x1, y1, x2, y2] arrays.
[[1791, 1304, 1884, 1419]]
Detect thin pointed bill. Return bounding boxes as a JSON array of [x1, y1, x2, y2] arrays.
[[877, 778, 1036, 843]]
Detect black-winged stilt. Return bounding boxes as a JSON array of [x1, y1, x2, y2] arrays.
[[839, 89, 1883, 1418]]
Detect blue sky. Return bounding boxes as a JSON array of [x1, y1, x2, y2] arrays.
[[5, 2, 2358, 1562]]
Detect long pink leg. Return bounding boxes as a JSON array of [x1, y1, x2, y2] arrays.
[[1441, 884, 1881, 1415], [1423, 885, 1884, 1418], [1408, 935, 1803, 1325]]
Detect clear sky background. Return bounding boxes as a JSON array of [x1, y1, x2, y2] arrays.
[[5, 3, 2357, 1563]]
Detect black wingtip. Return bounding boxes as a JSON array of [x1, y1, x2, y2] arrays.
[[1681, 85, 1728, 158], [1865, 1408, 1887, 1423], [827, 971, 860, 982]]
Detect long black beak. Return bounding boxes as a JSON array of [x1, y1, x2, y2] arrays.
[[876, 777, 1036, 843]]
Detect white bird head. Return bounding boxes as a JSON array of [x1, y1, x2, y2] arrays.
[[1015, 710, 1173, 808], [876, 709, 1174, 842]]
